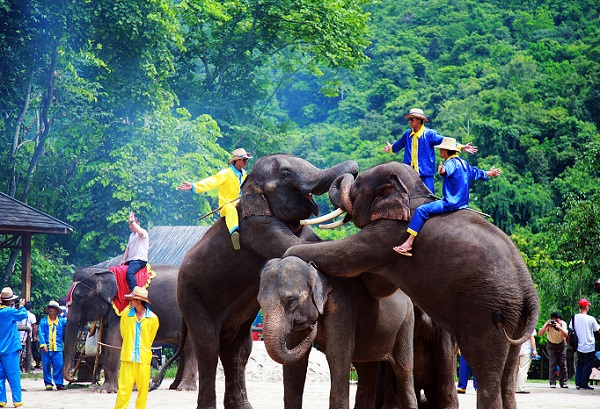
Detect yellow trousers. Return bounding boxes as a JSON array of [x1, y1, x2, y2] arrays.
[[221, 203, 240, 233], [113, 361, 150, 409]]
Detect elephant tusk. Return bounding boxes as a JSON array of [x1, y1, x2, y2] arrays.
[[300, 208, 344, 225], [318, 220, 346, 229]]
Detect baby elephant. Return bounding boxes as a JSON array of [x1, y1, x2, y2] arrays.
[[258, 256, 418, 409]]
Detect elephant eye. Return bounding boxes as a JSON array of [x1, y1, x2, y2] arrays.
[[285, 296, 299, 311]]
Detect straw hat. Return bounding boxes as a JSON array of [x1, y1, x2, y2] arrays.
[[434, 137, 459, 151], [404, 108, 429, 122], [228, 148, 253, 164], [124, 286, 151, 303], [45, 300, 61, 313], [1, 287, 19, 302]]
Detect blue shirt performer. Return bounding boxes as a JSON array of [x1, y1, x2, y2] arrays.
[[0, 287, 28, 408], [393, 137, 501, 256], [383, 108, 478, 193], [38, 300, 68, 391]]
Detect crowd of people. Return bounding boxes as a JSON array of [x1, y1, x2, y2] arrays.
[[1, 107, 599, 408]]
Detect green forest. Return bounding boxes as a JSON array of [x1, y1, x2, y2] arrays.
[[1, 0, 600, 331]]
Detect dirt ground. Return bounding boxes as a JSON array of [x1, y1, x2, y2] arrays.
[[9, 342, 600, 408]]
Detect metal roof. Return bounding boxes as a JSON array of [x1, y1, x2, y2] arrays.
[[0, 192, 72, 235], [95, 225, 210, 267]]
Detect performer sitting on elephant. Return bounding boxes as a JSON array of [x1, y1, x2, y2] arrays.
[[393, 137, 501, 256], [119, 211, 149, 292], [178, 148, 252, 250]]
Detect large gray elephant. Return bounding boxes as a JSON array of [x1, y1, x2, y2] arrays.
[[64, 264, 197, 393], [258, 256, 418, 409], [284, 161, 539, 409], [174, 154, 358, 409]]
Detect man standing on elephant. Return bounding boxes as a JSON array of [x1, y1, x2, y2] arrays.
[[383, 108, 478, 193], [178, 147, 252, 250], [0, 287, 27, 408], [114, 286, 159, 409], [393, 137, 501, 256], [38, 300, 67, 391], [538, 312, 568, 388], [120, 211, 149, 293]]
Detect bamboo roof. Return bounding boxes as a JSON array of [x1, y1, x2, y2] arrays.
[[96, 225, 210, 268], [0, 192, 72, 235]]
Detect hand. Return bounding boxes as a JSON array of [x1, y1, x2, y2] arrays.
[[178, 182, 192, 191], [43, 346, 48, 353], [128, 211, 135, 224], [462, 142, 478, 154], [382, 142, 392, 152], [438, 161, 446, 175], [19, 298, 26, 307], [487, 166, 501, 178]]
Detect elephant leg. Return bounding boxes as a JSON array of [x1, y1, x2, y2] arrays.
[[423, 332, 458, 409], [220, 319, 254, 409], [169, 342, 198, 391], [499, 345, 520, 409], [389, 319, 417, 409], [282, 351, 310, 409], [98, 314, 121, 393], [464, 341, 510, 409], [353, 361, 378, 409]]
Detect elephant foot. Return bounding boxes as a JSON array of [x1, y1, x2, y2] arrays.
[[223, 400, 254, 409], [95, 382, 118, 393], [172, 379, 197, 391]]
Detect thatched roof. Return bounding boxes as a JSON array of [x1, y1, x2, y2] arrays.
[[0, 192, 72, 235], [96, 225, 210, 268]]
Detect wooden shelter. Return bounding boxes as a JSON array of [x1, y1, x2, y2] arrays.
[[0, 192, 72, 300], [95, 225, 210, 268]]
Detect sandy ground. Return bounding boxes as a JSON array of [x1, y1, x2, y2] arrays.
[[8, 342, 600, 408]]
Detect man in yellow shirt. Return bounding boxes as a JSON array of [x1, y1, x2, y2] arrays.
[[178, 148, 253, 250], [113, 287, 159, 409]]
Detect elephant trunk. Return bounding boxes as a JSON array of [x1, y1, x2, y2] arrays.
[[329, 173, 355, 214], [63, 312, 81, 382], [262, 307, 317, 366], [310, 160, 358, 195]]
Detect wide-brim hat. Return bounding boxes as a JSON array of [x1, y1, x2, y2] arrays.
[[228, 148, 253, 164], [124, 286, 151, 303], [45, 300, 61, 313], [434, 137, 459, 151], [404, 108, 429, 122], [1, 287, 19, 302]]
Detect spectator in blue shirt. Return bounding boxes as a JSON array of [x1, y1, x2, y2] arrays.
[[383, 108, 477, 193], [393, 137, 501, 256]]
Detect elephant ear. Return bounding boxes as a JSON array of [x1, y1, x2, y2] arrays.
[[96, 270, 119, 305], [308, 262, 330, 315], [240, 177, 272, 218], [370, 174, 411, 222]]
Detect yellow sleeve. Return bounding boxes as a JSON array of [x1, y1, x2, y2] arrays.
[[191, 168, 229, 194]]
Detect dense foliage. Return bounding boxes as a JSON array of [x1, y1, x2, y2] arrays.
[[1, 0, 599, 332]]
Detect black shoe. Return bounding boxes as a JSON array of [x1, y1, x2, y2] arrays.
[[231, 231, 240, 250], [56, 385, 66, 391], [560, 384, 569, 388], [576, 385, 580, 390], [515, 390, 530, 394], [580, 385, 594, 390]]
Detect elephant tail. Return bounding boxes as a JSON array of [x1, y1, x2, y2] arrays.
[[492, 295, 540, 346], [149, 318, 188, 392]]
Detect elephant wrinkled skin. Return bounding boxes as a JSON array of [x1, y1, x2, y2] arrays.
[[258, 256, 418, 409], [176, 154, 358, 409], [284, 161, 539, 409], [64, 264, 197, 393]]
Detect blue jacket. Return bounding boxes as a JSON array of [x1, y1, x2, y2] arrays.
[[38, 315, 67, 352], [441, 155, 488, 210], [390, 127, 445, 177], [0, 305, 28, 355]]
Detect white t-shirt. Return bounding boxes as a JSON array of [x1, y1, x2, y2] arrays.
[[126, 229, 149, 262], [519, 329, 536, 355], [570, 313, 600, 353], [18, 311, 37, 343]]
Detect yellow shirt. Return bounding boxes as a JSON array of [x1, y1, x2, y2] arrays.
[[192, 166, 247, 208], [119, 305, 159, 365]]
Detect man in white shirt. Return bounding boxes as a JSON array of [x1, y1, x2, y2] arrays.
[[570, 298, 600, 390], [18, 301, 38, 368], [119, 212, 149, 292], [515, 329, 538, 393]]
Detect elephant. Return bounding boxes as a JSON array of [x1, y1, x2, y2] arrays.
[[283, 161, 540, 409], [64, 263, 197, 393], [173, 154, 359, 409], [257, 256, 418, 409]]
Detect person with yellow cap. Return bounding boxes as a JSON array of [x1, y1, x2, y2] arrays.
[[178, 148, 253, 250], [383, 108, 478, 193], [393, 137, 501, 256], [0, 287, 27, 407], [113, 286, 159, 409]]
